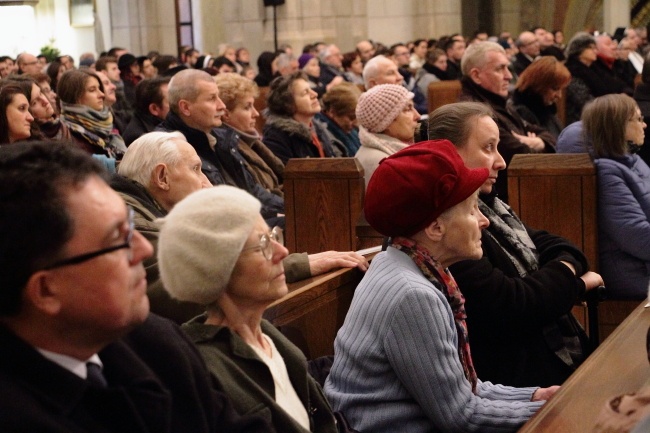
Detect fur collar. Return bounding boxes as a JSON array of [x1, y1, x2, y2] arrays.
[[264, 112, 312, 141]]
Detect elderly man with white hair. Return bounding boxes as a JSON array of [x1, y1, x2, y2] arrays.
[[318, 44, 347, 86], [459, 41, 556, 202], [111, 131, 368, 323]]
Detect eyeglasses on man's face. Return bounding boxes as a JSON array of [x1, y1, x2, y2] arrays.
[[44, 206, 135, 270], [240, 226, 283, 261]]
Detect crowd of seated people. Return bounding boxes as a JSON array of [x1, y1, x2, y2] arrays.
[[2, 24, 650, 432]]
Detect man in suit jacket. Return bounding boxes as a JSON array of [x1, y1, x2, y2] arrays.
[[0, 141, 271, 432]]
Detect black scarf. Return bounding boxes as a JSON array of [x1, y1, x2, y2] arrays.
[[422, 62, 451, 81]]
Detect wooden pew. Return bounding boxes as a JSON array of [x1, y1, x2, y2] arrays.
[[263, 262, 371, 359], [254, 86, 270, 135], [518, 301, 650, 433], [427, 80, 462, 113], [508, 154, 637, 341]]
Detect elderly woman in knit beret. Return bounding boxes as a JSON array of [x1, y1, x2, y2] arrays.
[[354, 83, 420, 189], [324, 140, 558, 433], [157, 185, 338, 433]]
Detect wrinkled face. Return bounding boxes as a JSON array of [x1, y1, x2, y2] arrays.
[[78, 77, 105, 111], [625, 108, 646, 146], [596, 35, 616, 59], [371, 58, 403, 86], [30, 83, 54, 121], [46, 176, 153, 341], [141, 59, 155, 78], [392, 46, 411, 67], [472, 51, 512, 98], [38, 80, 58, 110], [434, 54, 448, 70], [325, 45, 343, 68], [303, 57, 321, 78], [96, 71, 117, 107], [383, 101, 420, 142], [182, 80, 227, 133], [6, 93, 34, 143], [226, 215, 289, 308], [103, 62, 121, 82], [224, 94, 259, 135], [166, 140, 212, 206], [456, 115, 505, 194], [291, 78, 320, 119], [438, 191, 489, 264]]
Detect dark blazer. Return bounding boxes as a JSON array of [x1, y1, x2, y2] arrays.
[[123, 111, 163, 146], [512, 52, 533, 76], [0, 314, 272, 432]]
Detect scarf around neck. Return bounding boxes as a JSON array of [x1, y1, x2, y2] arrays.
[[61, 102, 126, 158], [422, 62, 451, 81], [392, 237, 478, 393]]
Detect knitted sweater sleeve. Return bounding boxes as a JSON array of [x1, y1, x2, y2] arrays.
[[383, 284, 542, 432]]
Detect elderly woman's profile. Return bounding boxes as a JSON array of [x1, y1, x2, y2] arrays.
[[323, 140, 558, 432]]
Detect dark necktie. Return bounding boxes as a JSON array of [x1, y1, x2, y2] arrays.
[[86, 362, 108, 388]]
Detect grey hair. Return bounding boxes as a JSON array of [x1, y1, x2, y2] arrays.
[[319, 44, 337, 62], [275, 53, 295, 70], [461, 41, 506, 76], [118, 131, 187, 187], [168, 69, 215, 114], [362, 55, 391, 88]]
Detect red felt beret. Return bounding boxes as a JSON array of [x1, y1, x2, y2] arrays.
[[364, 139, 489, 237]]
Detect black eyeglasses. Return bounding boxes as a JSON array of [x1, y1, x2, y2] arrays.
[[44, 207, 135, 270], [240, 226, 283, 260]]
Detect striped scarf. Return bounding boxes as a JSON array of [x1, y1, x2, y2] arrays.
[[61, 103, 126, 158], [392, 237, 478, 393]]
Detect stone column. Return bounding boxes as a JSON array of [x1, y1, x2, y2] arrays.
[[603, 0, 630, 34]]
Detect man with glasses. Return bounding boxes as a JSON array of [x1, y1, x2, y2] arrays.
[[512, 31, 540, 76], [0, 141, 271, 432], [16, 52, 41, 75]]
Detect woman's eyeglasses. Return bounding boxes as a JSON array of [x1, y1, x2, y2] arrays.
[[241, 226, 283, 260]]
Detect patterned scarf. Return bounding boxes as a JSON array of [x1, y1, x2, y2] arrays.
[[61, 102, 126, 158], [392, 237, 478, 393], [479, 195, 587, 369]]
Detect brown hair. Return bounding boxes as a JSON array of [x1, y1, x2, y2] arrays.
[[582, 94, 638, 158], [516, 56, 570, 96], [427, 102, 495, 148], [214, 73, 259, 111], [0, 84, 31, 144], [95, 55, 117, 73], [56, 69, 104, 105], [321, 82, 362, 117], [267, 71, 309, 117], [425, 48, 447, 65]]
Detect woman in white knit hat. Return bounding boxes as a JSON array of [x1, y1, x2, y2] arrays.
[[354, 83, 421, 189], [157, 185, 338, 433]]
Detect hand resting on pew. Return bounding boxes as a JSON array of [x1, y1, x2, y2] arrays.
[[308, 251, 369, 277], [532, 385, 561, 402], [560, 261, 604, 290]]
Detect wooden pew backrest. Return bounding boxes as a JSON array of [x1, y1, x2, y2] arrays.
[[427, 80, 462, 113]]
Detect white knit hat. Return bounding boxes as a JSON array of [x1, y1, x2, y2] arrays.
[[157, 186, 261, 305], [356, 84, 414, 133]]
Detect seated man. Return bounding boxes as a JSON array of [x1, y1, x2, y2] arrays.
[[0, 141, 270, 432], [123, 76, 170, 145], [157, 69, 285, 228], [459, 41, 556, 202], [113, 131, 369, 323]]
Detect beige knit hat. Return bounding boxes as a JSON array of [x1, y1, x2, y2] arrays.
[[356, 84, 414, 133], [157, 185, 261, 305]]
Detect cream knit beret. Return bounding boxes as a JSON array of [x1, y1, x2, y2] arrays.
[[356, 84, 414, 133], [157, 186, 261, 305]]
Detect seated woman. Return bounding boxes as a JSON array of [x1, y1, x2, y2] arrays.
[[57, 69, 126, 159], [157, 185, 339, 433], [263, 72, 342, 163], [355, 83, 420, 188], [215, 73, 285, 197], [509, 56, 571, 138], [299, 53, 326, 98], [0, 83, 34, 144], [316, 82, 362, 156], [324, 140, 558, 433], [342, 52, 364, 86], [583, 94, 650, 299], [429, 102, 603, 387], [415, 48, 450, 97]]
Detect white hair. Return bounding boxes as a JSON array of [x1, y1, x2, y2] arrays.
[[118, 131, 187, 188], [362, 55, 391, 88], [460, 41, 505, 76]]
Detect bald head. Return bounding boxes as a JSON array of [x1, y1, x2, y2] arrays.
[[17, 53, 40, 75], [362, 55, 403, 88], [516, 31, 540, 57], [356, 40, 376, 62]]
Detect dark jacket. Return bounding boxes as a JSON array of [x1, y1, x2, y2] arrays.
[[449, 193, 589, 388], [183, 316, 338, 433], [0, 314, 272, 432], [509, 89, 563, 138], [315, 113, 361, 156], [459, 77, 556, 202], [511, 52, 533, 76], [158, 112, 285, 228], [319, 63, 347, 86], [633, 83, 650, 168], [445, 59, 463, 80], [123, 111, 163, 146], [262, 113, 338, 164]]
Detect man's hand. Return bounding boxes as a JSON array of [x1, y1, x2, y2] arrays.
[[512, 130, 545, 151], [308, 251, 369, 277]]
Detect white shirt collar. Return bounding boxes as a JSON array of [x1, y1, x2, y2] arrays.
[[36, 348, 103, 379]]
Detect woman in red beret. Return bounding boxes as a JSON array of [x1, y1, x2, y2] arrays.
[[324, 139, 558, 433]]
